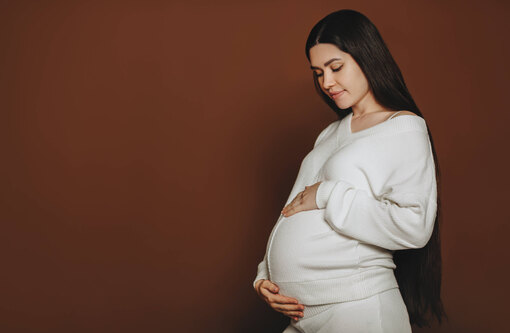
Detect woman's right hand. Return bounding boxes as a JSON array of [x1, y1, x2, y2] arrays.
[[254, 279, 305, 321]]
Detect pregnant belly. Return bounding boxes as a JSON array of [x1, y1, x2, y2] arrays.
[[268, 209, 359, 283]]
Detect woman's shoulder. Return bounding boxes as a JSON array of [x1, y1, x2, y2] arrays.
[[392, 110, 416, 117], [386, 110, 427, 133], [351, 110, 427, 139]]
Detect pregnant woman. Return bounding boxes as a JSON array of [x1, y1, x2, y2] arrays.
[[253, 9, 447, 333]]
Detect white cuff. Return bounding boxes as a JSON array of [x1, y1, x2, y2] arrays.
[[315, 180, 336, 209]]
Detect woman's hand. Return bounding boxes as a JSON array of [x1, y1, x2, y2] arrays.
[[281, 182, 321, 217], [254, 279, 305, 321]]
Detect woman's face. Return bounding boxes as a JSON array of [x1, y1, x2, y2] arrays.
[[309, 43, 371, 110]]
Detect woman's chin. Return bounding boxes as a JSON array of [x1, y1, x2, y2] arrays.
[[336, 100, 354, 109], [334, 102, 349, 109]]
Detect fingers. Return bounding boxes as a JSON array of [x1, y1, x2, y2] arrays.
[[282, 185, 320, 216], [283, 204, 301, 217], [270, 293, 300, 305], [282, 201, 297, 216], [258, 280, 306, 320], [262, 280, 279, 293], [272, 302, 305, 320], [272, 302, 305, 314], [254, 279, 265, 292], [256, 279, 279, 296], [284, 310, 304, 320], [259, 285, 280, 300], [282, 191, 307, 216]]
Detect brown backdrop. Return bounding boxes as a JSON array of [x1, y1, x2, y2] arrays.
[[1, 0, 509, 332]]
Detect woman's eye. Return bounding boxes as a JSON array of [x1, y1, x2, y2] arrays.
[[314, 65, 342, 77]]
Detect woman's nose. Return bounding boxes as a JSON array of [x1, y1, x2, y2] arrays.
[[322, 72, 335, 90]]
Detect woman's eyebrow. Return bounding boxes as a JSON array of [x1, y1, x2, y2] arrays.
[[310, 58, 342, 70]]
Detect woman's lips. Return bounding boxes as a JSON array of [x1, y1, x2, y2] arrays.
[[330, 90, 345, 99]]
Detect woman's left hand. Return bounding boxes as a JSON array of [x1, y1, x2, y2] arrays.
[[281, 182, 322, 217]]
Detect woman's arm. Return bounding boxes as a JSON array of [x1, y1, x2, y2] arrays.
[[253, 253, 269, 289], [315, 130, 437, 250]]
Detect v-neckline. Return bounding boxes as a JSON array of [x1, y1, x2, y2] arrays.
[[333, 111, 427, 149], [347, 111, 409, 135]]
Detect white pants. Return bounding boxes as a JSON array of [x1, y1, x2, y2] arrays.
[[282, 288, 412, 333]]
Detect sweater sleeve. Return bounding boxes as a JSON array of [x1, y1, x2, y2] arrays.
[[253, 252, 269, 289], [315, 130, 437, 250]]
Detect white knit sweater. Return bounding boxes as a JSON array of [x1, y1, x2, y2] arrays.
[[253, 112, 437, 306]]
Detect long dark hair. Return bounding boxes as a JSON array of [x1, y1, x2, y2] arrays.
[[305, 9, 447, 328]]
